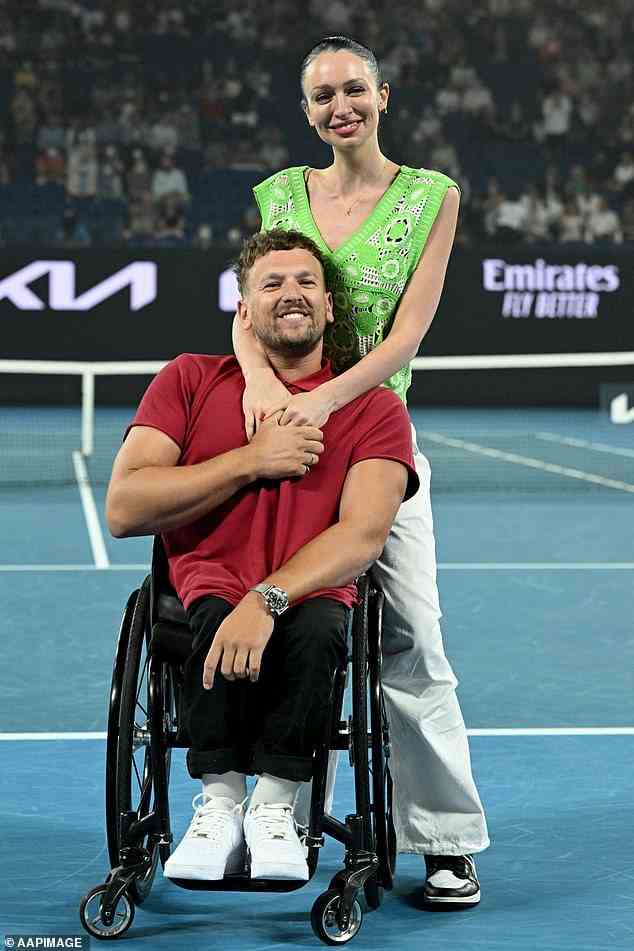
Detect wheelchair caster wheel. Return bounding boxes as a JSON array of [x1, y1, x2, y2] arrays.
[[311, 889, 363, 945], [79, 884, 135, 939]]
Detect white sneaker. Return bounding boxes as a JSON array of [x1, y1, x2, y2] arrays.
[[243, 803, 309, 881], [164, 794, 246, 881]]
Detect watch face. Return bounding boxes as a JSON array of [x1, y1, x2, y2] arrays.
[[268, 586, 289, 614]]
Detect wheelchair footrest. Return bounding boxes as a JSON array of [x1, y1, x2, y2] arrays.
[[167, 875, 308, 893]]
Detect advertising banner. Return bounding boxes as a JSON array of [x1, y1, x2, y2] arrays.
[[2, 245, 632, 404]]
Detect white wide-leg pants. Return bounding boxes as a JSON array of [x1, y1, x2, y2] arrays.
[[371, 430, 489, 855]]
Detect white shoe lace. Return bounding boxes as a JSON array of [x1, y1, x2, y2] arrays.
[[247, 803, 296, 842], [188, 793, 246, 843]]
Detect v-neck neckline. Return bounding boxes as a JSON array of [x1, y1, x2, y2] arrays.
[[292, 164, 406, 259]]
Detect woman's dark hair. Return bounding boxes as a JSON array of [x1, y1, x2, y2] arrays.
[[300, 36, 384, 105]]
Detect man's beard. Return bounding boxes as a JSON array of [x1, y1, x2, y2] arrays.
[[254, 314, 324, 357]]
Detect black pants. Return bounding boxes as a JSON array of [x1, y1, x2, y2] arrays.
[[183, 596, 348, 782]]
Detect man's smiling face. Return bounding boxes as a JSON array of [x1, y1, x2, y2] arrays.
[[241, 248, 334, 357]]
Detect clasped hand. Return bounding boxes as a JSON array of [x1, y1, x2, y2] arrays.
[[249, 413, 324, 479], [242, 370, 335, 440], [267, 389, 335, 429]]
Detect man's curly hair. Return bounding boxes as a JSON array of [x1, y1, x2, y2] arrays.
[[234, 228, 327, 295]]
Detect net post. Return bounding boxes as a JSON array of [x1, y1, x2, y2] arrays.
[[81, 369, 95, 457]]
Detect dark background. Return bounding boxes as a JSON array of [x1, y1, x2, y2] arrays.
[[2, 244, 633, 405]]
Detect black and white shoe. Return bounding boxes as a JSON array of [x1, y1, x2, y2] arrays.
[[422, 854, 480, 908]]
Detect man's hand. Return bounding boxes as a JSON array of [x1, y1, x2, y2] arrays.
[[248, 413, 324, 479], [242, 369, 292, 441], [203, 593, 275, 688], [265, 386, 337, 430]]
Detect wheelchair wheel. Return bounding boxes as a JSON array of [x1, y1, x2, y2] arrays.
[[364, 588, 396, 909], [79, 884, 135, 940], [311, 889, 363, 945], [112, 577, 172, 903], [350, 577, 371, 850], [105, 589, 140, 871]]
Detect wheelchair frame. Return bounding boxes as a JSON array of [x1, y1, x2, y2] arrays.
[[80, 539, 396, 945]]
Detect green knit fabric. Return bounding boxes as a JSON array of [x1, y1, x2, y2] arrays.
[[253, 165, 459, 404]]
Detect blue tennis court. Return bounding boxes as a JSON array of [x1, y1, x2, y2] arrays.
[[1, 404, 633, 950]]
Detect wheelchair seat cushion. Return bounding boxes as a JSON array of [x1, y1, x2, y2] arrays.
[[157, 591, 188, 626], [151, 620, 194, 665]]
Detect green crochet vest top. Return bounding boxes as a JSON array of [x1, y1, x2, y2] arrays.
[[253, 164, 459, 404]]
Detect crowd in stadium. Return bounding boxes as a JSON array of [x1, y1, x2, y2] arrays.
[[1, 0, 634, 247]]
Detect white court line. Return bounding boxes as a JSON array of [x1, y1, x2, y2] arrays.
[[1, 728, 633, 741], [0, 564, 148, 572], [72, 451, 110, 568], [0, 732, 108, 740], [437, 562, 634, 570], [536, 431, 634, 459], [1, 563, 634, 572], [468, 728, 634, 736], [420, 430, 634, 494]]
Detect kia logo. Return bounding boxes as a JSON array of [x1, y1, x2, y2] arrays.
[[0, 261, 157, 311]]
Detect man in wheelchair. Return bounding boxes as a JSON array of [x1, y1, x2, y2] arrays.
[[106, 228, 418, 884]]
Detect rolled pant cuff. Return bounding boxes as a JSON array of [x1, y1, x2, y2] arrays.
[[186, 748, 250, 779], [253, 751, 314, 782]]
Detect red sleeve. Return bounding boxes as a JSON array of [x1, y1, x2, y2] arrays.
[[125, 354, 203, 450], [349, 389, 419, 501]]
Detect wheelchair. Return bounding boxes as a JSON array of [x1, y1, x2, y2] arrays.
[[80, 539, 396, 945]]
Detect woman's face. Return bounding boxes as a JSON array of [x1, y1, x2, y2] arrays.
[[302, 51, 388, 149]]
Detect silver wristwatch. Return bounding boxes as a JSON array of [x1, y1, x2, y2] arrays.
[[250, 582, 289, 617]]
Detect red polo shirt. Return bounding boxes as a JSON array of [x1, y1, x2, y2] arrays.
[[128, 354, 418, 610]]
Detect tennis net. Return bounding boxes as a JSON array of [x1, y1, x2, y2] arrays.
[[1, 354, 633, 494], [0, 360, 165, 487]]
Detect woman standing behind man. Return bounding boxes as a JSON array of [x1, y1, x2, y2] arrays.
[[233, 36, 489, 907]]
